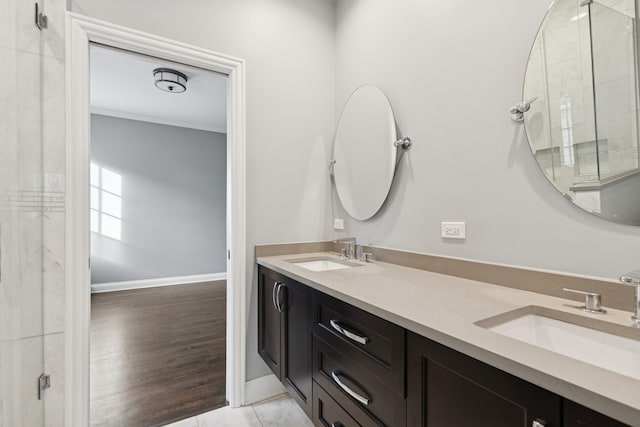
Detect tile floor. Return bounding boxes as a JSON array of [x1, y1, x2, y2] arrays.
[[164, 394, 314, 427]]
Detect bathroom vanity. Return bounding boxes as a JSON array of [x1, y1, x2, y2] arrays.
[[257, 253, 638, 427]]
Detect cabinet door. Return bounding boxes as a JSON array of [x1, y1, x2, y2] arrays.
[[258, 267, 284, 379], [281, 278, 313, 418], [407, 332, 561, 427], [564, 400, 630, 427]]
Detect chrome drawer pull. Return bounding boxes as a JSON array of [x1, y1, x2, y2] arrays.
[[330, 319, 369, 345], [331, 423, 344, 427], [532, 420, 547, 427], [331, 370, 370, 406]]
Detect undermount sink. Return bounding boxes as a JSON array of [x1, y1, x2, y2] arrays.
[[286, 256, 361, 272], [476, 306, 640, 380]]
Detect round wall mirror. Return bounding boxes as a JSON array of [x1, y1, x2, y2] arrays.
[[523, 0, 640, 225], [332, 85, 404, 221]]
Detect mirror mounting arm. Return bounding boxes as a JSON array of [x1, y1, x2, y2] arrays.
[[394, 137, 413, 150], [510, 97, 538, 123]]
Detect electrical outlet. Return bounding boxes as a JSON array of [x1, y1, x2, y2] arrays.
[[333, 218, 344, 230], [441, 222, 466, 239]]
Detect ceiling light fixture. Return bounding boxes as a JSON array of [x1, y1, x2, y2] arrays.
[[153, 68, 188, 93]]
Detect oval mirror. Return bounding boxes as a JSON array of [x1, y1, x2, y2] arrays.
[[523, 0, 640, 225], [332, 85, 401, 220]]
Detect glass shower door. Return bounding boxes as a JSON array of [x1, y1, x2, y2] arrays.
[[0, 0, 65, 425], [0, 11, 46, 426]]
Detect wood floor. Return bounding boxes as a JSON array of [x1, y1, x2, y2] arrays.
[[90, 281, 227, 427]]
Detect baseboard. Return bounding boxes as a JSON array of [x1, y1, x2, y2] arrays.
[[244, 374, 286, 405], [91, 272, 227, 293]]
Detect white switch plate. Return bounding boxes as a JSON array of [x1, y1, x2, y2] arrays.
[[441, 222, 466, 239], [333, 218, 345, 230]]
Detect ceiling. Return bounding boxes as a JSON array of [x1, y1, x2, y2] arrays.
[[90, 45, 227, 133]]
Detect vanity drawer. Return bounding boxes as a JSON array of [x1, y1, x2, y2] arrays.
[[313, 335, 406, 427], [313, 291, 405, 394], [313, 381, 367, 427]]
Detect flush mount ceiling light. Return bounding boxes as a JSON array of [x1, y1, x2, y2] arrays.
[[153, 68, 188, 93]]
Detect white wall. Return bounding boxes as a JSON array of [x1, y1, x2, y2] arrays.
[[90, 115, 227, 284], [70, 0, 335, 380], [332, 0, 640, 279]]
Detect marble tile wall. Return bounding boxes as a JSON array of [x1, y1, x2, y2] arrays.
[[0, 0, 66, 426]]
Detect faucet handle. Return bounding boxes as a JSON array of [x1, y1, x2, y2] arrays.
[[563, 288, 607, 314], [619, 271, 640, 323], [620, 270, 640, 285], [360, 252, 374, 263]]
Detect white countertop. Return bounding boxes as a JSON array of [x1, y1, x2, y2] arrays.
[[257, 252, 640, 426]]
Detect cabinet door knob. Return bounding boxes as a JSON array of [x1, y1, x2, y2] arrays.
[[331, 423, 344, 427], [330, 319, 370, 345], [331, 370, 370, 406], [532, 419, 547, 427]]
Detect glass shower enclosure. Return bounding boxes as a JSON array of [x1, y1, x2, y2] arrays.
[[0, 0, 66, 425]]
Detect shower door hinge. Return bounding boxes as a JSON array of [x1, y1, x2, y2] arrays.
[[35, 2, 48, 30], [38, 373, 50, 400]]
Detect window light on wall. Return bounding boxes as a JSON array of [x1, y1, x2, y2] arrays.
[[90, 163, 123, 240]]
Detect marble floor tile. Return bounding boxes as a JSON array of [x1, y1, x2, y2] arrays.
[[163, 416, 199, 427], [164, 396, 315, 427], [196, 405, 262, 427], [252, 395, 314, 427]]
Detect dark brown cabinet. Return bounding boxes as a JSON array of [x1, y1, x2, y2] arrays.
[[258, 266, 313, 417], [258, 266, 632, 427], [563, 400, 629, 427], [407, 331, 561, 427], [258, 267, 282, 378]]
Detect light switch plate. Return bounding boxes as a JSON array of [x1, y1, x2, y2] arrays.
[[441, 222, 466, 239], [333, 218, 344, 230]]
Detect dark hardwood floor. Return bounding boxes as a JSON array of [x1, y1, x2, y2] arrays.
[[90, 281, 227, 427]]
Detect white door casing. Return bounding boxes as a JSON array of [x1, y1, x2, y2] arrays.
[[65, 13, 247, 426]]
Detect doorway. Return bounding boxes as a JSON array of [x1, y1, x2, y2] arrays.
[[88, 44, 228, 425], [66, 14, 247, 426]]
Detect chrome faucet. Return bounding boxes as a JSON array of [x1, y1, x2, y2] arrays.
[[619, 270, 640, 323], [335, 237, 357, 260]]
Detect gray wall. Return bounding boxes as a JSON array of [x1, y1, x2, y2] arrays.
[[71, 0, 336, 381], [74, 0, 640, 385], [332, 0, 640, 280], [90, 114, 227, 284]]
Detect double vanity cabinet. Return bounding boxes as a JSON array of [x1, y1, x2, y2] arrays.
[[257, 265, 629, 427]]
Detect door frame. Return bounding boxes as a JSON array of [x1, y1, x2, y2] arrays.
[[64, 13, 247, 426]]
